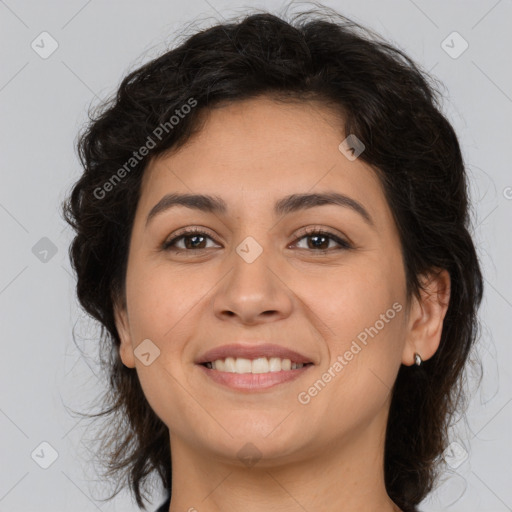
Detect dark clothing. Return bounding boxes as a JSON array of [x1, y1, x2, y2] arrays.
[[155, 494, 170, 512], [154, 493, 420, 511]]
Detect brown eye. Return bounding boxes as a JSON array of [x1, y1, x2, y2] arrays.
[[293, 228, 352, 252], [162, 228, 219, 252]]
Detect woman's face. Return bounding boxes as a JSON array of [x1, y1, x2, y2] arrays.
[[114, 96, 423, 466]]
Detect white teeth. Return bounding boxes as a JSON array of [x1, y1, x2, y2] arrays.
[[268, 357, 282, 372], [224, 357, 236, 372], [252, 357, 269, 374], [209, 356, 305, 373], [235, 358, 252, 373]]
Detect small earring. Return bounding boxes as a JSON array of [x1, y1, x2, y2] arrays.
[[414, 353, 422, 366]]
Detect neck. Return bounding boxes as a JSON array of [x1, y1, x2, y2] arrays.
[[167, 408, 402, 512]]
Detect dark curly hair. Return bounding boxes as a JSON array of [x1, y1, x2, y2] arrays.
[[61, 3, 484, 511]]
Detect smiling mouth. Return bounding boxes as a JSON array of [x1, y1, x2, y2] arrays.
[[200, 356, 314, 374]]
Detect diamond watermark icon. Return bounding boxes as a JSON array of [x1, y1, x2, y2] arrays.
[[237, 442, 262, 468], [441, 32, 468, 59], [31, 31, 59, 59], [236, 236, 263, 263], [31, 441, 59, 469], [338, 134, 365, 161], [134, 338, 161, 366], [32, 237, 58, 263], [443, 441, 468, 469]]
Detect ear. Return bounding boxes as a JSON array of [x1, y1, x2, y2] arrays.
[[402, 268, 451, 366], [113, 300, 136, 369]]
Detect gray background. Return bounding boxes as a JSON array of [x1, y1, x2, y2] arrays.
[[0, 0, 511, 511]]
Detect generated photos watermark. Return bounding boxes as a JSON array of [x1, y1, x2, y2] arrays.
[[93, 97, 197, 200], [297, 301, 403, 404]]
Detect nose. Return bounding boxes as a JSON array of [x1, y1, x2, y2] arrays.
[[213, 239, 294, 325]]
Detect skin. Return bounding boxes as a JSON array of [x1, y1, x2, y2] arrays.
[[114, 96, 451, 512]]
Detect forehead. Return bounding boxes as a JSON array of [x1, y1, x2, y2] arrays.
[[137, 96, 390, 227]]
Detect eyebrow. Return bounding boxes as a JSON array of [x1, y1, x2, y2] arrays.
[[145, 192, 374, 228]]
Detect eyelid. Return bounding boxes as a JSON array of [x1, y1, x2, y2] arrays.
[[168, 225, 217, 239], [291, 225, 349, 242]]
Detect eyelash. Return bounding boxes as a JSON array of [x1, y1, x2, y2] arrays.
[[161, 226, 352, 254]]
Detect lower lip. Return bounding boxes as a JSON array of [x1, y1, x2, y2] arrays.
[[197, 364, 313, 391]]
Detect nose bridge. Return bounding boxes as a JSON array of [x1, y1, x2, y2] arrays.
[[213, 231, 292, 322], [230, 233, 275, 297]]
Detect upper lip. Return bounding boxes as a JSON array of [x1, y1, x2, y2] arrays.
[[195, 343, 313, 365]]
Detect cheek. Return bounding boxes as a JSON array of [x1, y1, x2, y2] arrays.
[[299, 262, 402, 336], [126, 262, 208, 341], [300, 274, 404, 432], [303, 261, 406, 388], [123, 264, 206, 426]]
